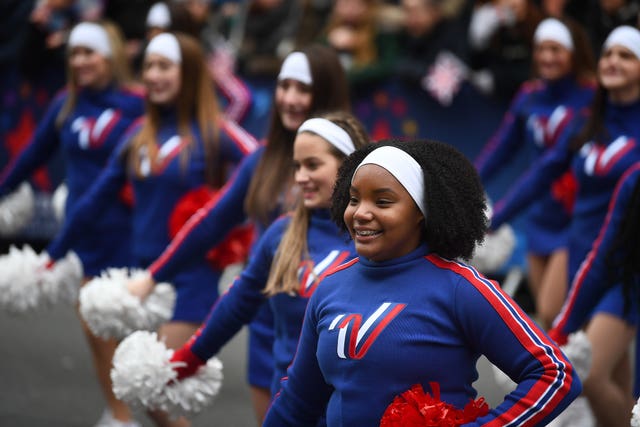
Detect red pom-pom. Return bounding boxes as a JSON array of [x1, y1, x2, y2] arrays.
[[168, 186, 255, 270], [380, 382, 489, 427]]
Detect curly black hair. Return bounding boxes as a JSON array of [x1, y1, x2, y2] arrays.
[[331, 139, 488, 260]]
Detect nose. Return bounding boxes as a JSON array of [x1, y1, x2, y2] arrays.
[[352, 201, 373, 222], [294, 167, 309, 184], [281, 86, 301, 105]]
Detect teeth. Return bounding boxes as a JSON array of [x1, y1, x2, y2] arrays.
[[356, 230, 379, 236]]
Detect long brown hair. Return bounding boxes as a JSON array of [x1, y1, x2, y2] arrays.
[[128, 32, 222, 186], [264, 111, 369, 297], [56, 20, 132, 128], [245, 44, 350, 225]]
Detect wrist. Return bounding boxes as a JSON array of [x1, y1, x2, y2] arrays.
[[170, 345, 206, 380]]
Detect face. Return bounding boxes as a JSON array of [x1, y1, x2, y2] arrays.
[[293, 133, 342, 210], [598, 45, 640, 96], [496, 0, 527, 21], [333, 0, 369, 25], [402, 0, 441, 38], [534, 40, 573, 80], [143, 53, 182, 106], [275, 78, 313, 131], [599, 0, 625, 14], [344, 164, 424, 262], [69, 46, 111, 89]]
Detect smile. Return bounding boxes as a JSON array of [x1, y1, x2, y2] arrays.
[[355, 230, 381, 237]]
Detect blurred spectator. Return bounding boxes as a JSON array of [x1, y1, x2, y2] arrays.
[[101, 0, 156, 61], [468, 0, 544, 105], [231, 0, 305, 79], [320, 0, 399, 95], [584, 0, 640, 56], [394, 0, 470, 105]]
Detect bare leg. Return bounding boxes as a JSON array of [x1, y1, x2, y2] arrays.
[[535, 249, 568, 330], [146, 321, 201, 427], [250, 385, 271, 425], [78, 278, 135, 423], [583, 313, 636, 427]]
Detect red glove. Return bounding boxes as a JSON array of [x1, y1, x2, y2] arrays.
[[170, 345, 206, 380], [547, 327, 568, 347]]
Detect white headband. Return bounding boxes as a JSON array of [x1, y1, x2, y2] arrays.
[[534, 18, 573, 51], [297, 118, 356, 156], [603, 25, 640, 60], [353, 146, 426, 216], [146, 2, 171, 29], [146, 33, 181, 64], [68, 22, 112, 57], [278, 52, 312, 85]]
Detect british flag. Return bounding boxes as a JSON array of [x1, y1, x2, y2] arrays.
[[421, 51, 468, 106]]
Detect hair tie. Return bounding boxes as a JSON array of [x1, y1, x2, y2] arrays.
[[534, 18, 574, 51], [298, 118, 355, 156], [68, 22, 112, 57], [353, 146, 426, 216], [603, 25, 640, 60], [278, 52, 312, 85], [146, 33, 181, 64], [147, 2, 171, 29]]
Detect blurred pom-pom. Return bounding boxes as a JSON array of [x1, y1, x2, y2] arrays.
[[380, 382, 489, 427], [546, 396, 595, 427], [169, 186, 255, 270], [469, 224, 516, 274], [560, 331, 592, 381], [0, 245, 82, 313], [112, 331, 223, 418], [0, 182, 35, 236], [632, 397, 640, 427], [52, 183, 68, 223], [0, 245, 47, 313], [79, 268, 176, 340]]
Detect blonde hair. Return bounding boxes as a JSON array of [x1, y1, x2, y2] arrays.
[[128, 32, 222, 185], [263, 111, 369, 297], [56, 20, 132, 128]]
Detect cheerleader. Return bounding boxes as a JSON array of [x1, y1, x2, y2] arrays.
[[474, 17, 595, 329], [168, 111, 368, 411], [0, 21, 144, 427], [490, 25, 640, 427], [46, 32, 258, 427], [263, 139, 581, 427], [549, 162, 640, 426], [126, 44, 351, 423]]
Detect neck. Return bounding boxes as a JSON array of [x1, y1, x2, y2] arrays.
[[608, 85, 640, 105]]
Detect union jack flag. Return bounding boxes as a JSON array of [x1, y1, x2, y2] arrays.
[[421, 51, 468, 106]]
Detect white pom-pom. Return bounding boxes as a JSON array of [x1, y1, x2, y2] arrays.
[[546, 396, 595, 427], [112, 331, 223, 418], [561, 331, 592, 381], [0, 245, 46, 313], [52, 183, 68, 223], [40, 251, 83, 306], [79, 268, 176, 340], [470, 224, 516, 274], [631, 397, 640, 427], [112, 331, 178, 407], [0, 245, 83, 313], [0, 182, 35, 236], [158, 356, 223, 417]]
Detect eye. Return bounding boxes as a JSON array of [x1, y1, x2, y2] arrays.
[[348, 195, 359, 205]]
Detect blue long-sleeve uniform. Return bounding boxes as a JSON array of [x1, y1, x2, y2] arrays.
[[475, 78, 594, 254], [264, 244, 581, 427], [189, 209, 355, 395], [553, 162, 640, 337], [491, 99, 640, 281], [0, 85, 144, 275], [147, 145, 284, 389], [47, 112, 256, 322]]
